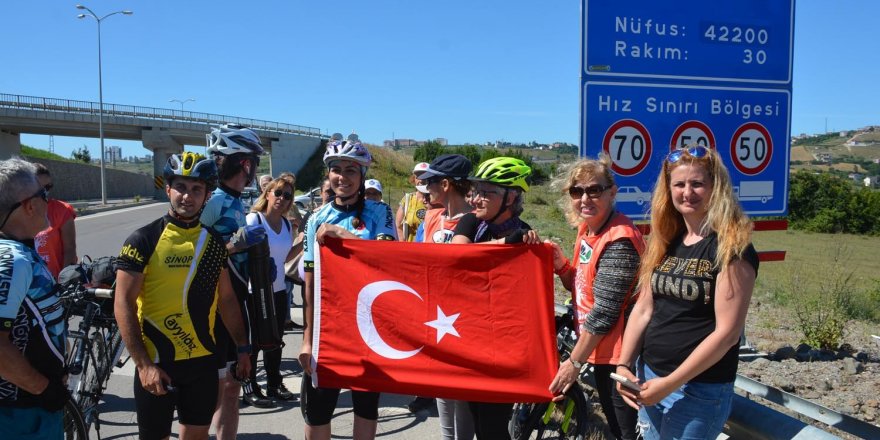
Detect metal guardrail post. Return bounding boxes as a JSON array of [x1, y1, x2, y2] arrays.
[[735, 374, 880, 439], [727, 395, 841, 439]]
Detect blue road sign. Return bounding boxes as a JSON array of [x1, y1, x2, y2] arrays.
[[583, 82, 790, 218], [580, 0, 794, 218], [583, 0, 794, 84]]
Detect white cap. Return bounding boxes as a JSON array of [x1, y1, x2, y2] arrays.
[[365, 179, 383, 193], [413, 162, 430, 175]]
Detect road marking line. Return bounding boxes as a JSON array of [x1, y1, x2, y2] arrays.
[[76, 203, 165, 221]]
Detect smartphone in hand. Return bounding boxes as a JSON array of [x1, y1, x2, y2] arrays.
[[610, 372, 641, 393]]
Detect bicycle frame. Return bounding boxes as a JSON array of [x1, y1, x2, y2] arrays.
[[61, 283, 124, 438]]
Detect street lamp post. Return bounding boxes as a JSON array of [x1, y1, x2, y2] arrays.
[[169, 98, 195, 111], [76, 4, 132, 205]]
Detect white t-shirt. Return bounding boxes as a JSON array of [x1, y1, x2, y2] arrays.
[[246, 212, 293, 293]]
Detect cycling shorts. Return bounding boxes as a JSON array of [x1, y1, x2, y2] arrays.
[[0, 406, 62, 440], [300, 374, 380, 425], [133, 356, 219, 440], [214, 282, 251, 375]]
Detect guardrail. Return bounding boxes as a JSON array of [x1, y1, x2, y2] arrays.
[[0, 92, 324, 138]]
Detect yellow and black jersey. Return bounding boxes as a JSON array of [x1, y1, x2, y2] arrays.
[[117, 214, 228, 363]]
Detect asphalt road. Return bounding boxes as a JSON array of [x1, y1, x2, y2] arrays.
[[74, 203, 442, 439]]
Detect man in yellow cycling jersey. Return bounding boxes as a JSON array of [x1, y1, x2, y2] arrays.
[[115, 152, 251, 440]]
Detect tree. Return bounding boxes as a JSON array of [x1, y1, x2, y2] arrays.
[[412, 141, 446, 163], [71, 145, 91, 163]]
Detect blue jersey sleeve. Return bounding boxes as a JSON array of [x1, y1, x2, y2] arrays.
[[302, 209, 318, 271], [414, 222, 425, 243], [201, 193, 224, 231], [368, 201, 398, 240], [0, 245, 32, 327]]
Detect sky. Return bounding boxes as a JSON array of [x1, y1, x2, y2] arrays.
[[3, 0, 878, 160]]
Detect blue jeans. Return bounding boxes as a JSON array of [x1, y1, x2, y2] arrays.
[[637, 361, 734, 440]]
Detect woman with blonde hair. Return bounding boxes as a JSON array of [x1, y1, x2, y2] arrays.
[[615, 146, 758, 440], [545, 156, 643, 440], [244, 177, 300, 406]]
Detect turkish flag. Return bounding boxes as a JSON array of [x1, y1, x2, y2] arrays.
[[312, 237, 557, 403]]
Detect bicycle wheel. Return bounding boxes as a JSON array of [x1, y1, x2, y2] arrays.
[[79, 331, 108, 426], [63, 397, 88, 440], [509, 386, 589, 440]]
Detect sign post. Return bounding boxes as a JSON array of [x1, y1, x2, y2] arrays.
[[581, 0, 795, 218]]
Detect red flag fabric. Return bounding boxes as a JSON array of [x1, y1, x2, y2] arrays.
[[313, 237, 558, 403]]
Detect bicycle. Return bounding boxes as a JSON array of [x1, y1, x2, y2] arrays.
[[58, 278, 125, 440], [509, 303, 591, 440]]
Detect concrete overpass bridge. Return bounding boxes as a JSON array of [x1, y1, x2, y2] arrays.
[[0, 92, 326, 197]]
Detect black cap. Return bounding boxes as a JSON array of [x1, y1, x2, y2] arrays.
[[419, 154, 473, 180]]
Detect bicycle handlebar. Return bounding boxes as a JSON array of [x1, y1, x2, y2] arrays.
[[87, 287, 113, 300]]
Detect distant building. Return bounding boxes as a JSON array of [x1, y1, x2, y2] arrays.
[[383, 137, 448, 148], [105, 146, 122, 163], [864, 176, 879, 188]]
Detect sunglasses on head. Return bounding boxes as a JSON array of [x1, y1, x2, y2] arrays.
[[272, 189, 293, 200], [667, 145, 710, 163], [568, 184, 611, 199]]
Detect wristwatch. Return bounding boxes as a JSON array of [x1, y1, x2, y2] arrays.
[[569, 357, 584, 370]]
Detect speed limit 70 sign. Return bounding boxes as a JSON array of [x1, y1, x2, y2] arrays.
[[602, 119, 652, 176]]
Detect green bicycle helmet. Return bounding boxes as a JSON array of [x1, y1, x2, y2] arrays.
[[471, 157, 532, 191]]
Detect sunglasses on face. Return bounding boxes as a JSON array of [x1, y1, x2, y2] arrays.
[[0, 187, 48, 229], [667, 145, 710, 163], [44, 183, 54, 192], [272, 189, 293, 200], [568, 184, 611, 199], [472, 188, 502, 200]]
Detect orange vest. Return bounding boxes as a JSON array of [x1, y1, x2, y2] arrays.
[[572, 212, 644, 365], [35, 199, 76, 279], [421, 208, 467, 243]]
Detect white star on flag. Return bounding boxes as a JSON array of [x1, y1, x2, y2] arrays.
[[425, 306, 461, 343]]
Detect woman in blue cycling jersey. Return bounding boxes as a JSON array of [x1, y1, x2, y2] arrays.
[[298, 134, 397, 440]]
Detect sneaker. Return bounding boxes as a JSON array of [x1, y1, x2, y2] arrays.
[[267, 383, 296, 401], [284, 321, 304, 331], [242, 390, 275, 408], [407, 396, 435, 414]]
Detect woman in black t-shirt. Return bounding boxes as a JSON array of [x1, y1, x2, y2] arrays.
[[615, 146, 758, 440]]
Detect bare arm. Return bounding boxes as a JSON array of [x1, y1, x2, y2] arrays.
[[450, 234, 473, 244], [299, 271, 316, 375], [216, 269, 252, 380], [546, 240, 575, 292], [395, 203, 406, 240], [636, 259, 755, 406], [315, 224, 359, 244], [615, 283, 654, 407], [60, 220, 77, 267], [0, 333, 51, 394], [114, 269, 172, 395]]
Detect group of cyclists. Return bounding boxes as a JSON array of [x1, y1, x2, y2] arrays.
[[0, 122, 758, 440]]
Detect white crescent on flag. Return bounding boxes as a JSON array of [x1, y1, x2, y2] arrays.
[[356, 280, 461, 359]]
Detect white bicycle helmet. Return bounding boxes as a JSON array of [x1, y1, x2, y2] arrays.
[[323, 135, 372, 167], [206, 124, 265, 157]]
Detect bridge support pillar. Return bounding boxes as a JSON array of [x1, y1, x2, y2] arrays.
[[270, 134, 322, 180], [0, 130, 22, 160], [142, 128, 183, 200]]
